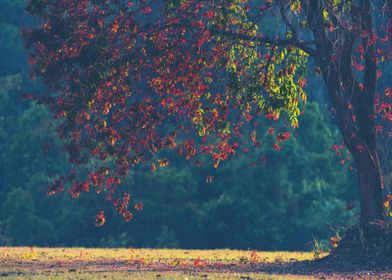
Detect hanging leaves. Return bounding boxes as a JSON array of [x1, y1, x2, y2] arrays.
[[24, 0, 391, 223]]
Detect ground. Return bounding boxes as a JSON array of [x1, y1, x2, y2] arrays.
[[0, 247, 391, 279]]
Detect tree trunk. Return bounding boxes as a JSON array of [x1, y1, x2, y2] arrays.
[[304, 0, 385, 224], [322, 66, 384, 224], [320, 59, 388, 260], [355, 144, 384, 222]]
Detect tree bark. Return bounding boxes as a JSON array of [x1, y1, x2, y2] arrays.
[[303, 0, 384, 223], [321, 65, 384, 223], [355, 149, 384, 222]]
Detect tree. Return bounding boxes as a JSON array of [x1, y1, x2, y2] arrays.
[[2, 187, 56, 246], [0, 0, 356, 250], [24, 0, 391, 252]]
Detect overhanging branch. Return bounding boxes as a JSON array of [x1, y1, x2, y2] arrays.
[[209, 28, 317, 57]]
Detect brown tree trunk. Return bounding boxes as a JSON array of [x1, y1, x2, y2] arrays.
[[303, 0, 384, 224], [355, 149, 384, 222], [321, 66, 384, 224]]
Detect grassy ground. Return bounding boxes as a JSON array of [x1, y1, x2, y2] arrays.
[[0, 247, 390, 279]]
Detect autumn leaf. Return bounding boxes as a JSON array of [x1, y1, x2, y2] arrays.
[[95, 211, 105, 227]]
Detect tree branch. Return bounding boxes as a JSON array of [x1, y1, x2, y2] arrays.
[[279, 0, 298, 39], [209, 28, 317, 57]]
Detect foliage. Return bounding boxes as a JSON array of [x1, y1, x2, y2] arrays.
[[1, 0, 390, 250], [22, 0, 391, 224], [22, 0, 312, 219]]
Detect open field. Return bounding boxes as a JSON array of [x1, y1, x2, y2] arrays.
[[0, 247, 391, 279]]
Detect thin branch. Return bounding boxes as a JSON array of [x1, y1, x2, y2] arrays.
[[279, 0, 298, 39], [209, 28, 317, 57]]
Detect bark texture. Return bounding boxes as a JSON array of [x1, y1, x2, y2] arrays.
[[303, 0, 384, 223]]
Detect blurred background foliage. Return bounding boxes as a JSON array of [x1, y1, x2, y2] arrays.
[[0, 0, 359, 250]]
